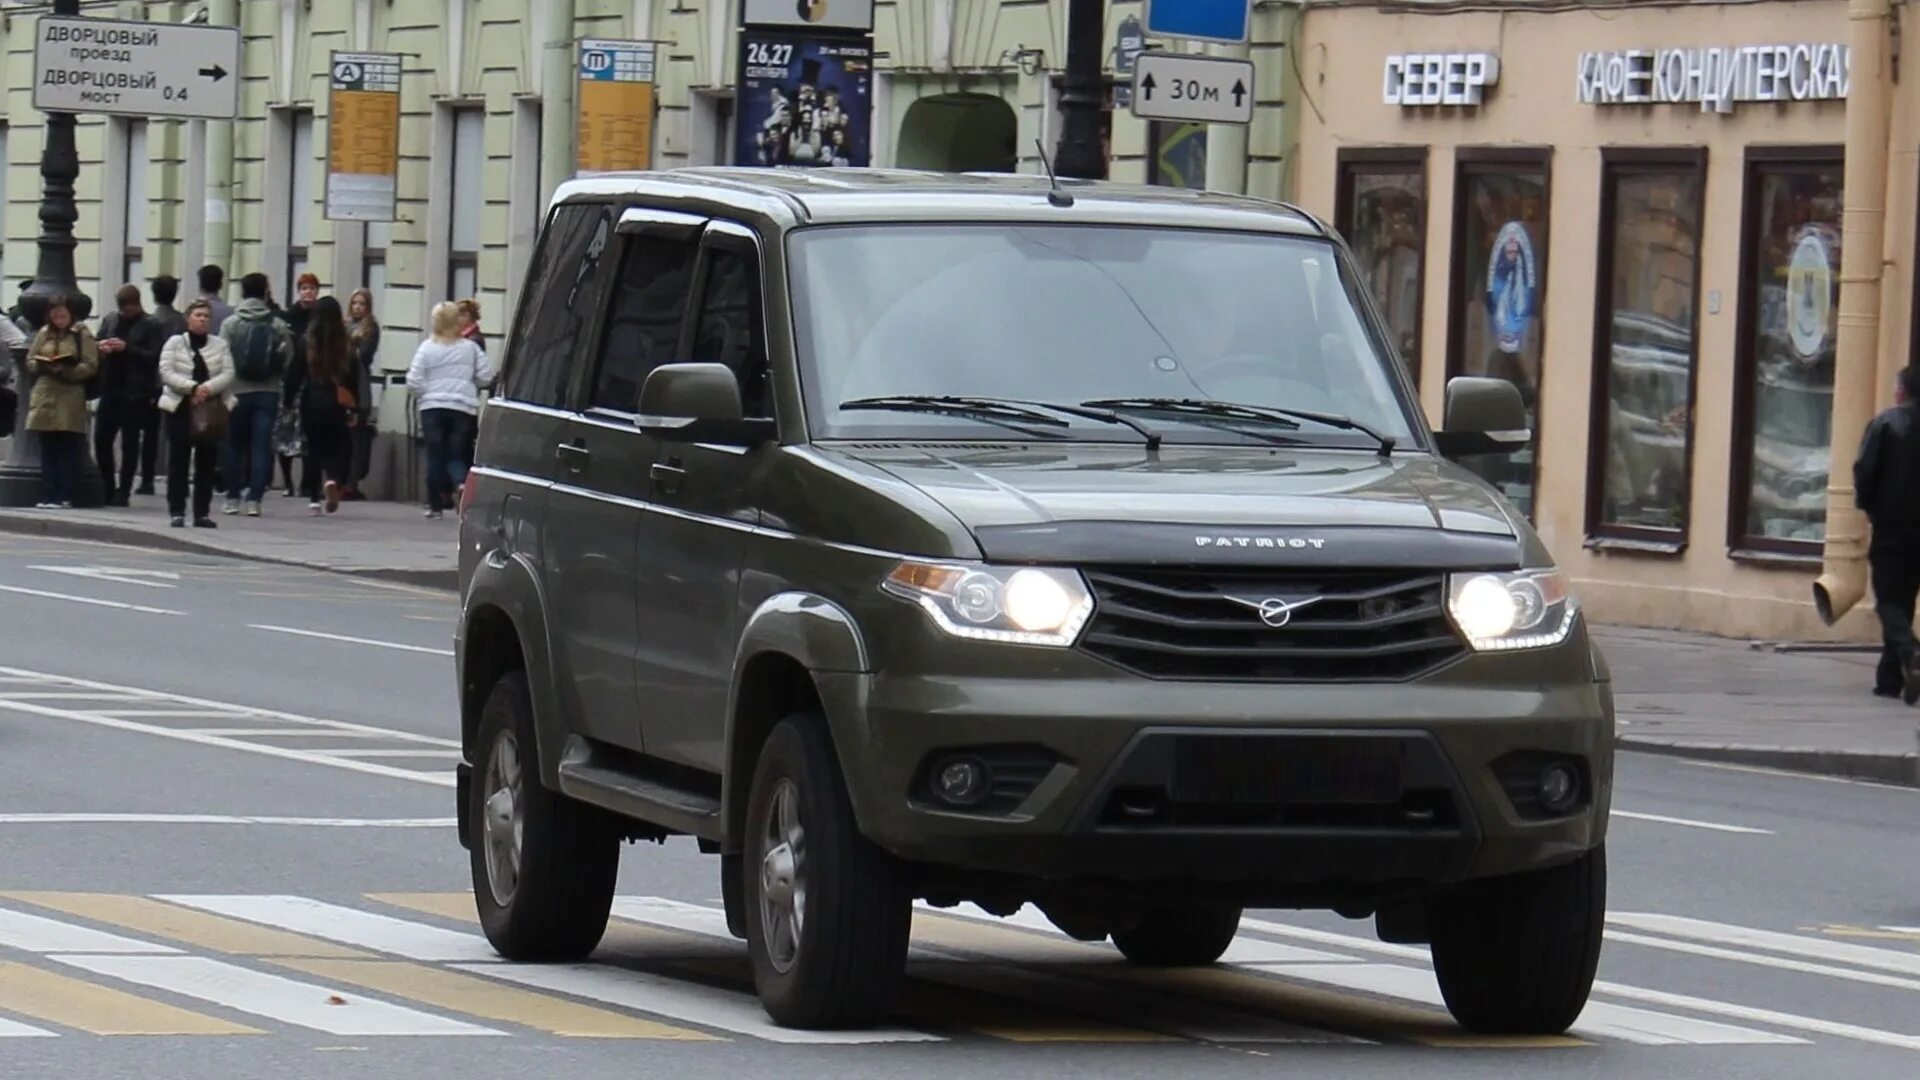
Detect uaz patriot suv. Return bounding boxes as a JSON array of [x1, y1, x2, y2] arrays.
[[455, 168, 1613, 1035]]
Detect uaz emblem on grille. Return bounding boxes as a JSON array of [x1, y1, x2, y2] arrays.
[[1226, 595, 1320, 628]]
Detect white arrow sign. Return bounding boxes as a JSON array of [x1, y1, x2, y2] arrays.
[[31, 566, 181, 589], [33, 15, 241, 120], [1131, 52, 1256, 125]]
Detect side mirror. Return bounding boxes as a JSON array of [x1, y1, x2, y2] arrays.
[[1433, 376, 1530, 458], [635, 362, 776, 446]]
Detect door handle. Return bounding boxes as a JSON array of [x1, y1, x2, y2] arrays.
[[555, 441, 589, 474], [649, 462, 686, 494]]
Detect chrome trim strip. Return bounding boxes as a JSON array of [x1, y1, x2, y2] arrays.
[[618, 207, 708, 232], [486, 398, 576, 421]]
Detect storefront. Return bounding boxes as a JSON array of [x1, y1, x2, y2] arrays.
[[1293, 0, 1917, 641]]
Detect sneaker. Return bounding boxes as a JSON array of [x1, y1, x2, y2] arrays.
[[32, 501, 54, 509], [282, 488, 299, 498], [309, 502, 323, 517], [169, 515, 185, 528], [244, 501, 261, 518], [323, 480, 341, 514], [134, 484, 155, 496], [193, 517, 217, 529], [57, 502, 73, 510], [223, 498, 240, 516], [424, 508, 444, 520]]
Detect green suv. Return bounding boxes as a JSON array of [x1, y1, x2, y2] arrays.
[[454, 168, 1613, 1035]]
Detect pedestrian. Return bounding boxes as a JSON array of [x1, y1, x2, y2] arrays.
[[1855, 364, 1920, 704], [287, 295, 357, 516], [196, 265, 234, 334], [407, 301, 494, 519], [456, 298, 486, 352], [277, 273, 323, 495], [157, 300, 234, 528], [218, 272, 294, 517], [23, 297, 99, 509], [343, 288, 380, 500], [141, 276, 188, 496], [93, 285, 167, 507]]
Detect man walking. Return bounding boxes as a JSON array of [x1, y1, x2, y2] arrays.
[[197, 265, 234, 334], [93, 285, 167, 506], [218, 273, 294, 517], [1855, 365, 1920, 704]]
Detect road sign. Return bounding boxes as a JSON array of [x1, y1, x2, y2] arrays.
[[1130, 52, 1255, 125], [577, 39, 658, 175], [32, 15, 240, 120], [1143, 0, 1252, 45], [326, 52, 402, 221]]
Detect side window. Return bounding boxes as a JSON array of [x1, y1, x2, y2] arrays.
[[590, 233, 699, 412], [502, 202, 615, 408], [691, 243, 771, 418]]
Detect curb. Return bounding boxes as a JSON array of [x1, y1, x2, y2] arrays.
[[0, 512, 458, 592], [1618, 735, 1920, 787]]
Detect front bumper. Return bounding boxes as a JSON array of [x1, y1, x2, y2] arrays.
[[818, 656, 1612, 898]]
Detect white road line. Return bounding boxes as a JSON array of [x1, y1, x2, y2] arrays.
[[1240, 916, 1920, 1051], [78, 709, 236, 719], [0, 692, 147, 701], [1676, 757, 1920, 793], [1606, 929, 1920, 993], [324, 749, 463, 759], [248, 624, 454, 656], [0, 814, 455, 828], [183, 728, 394, 738], [30, 565, 179, 588], [54, 955, 500, 1036], [159, 895, 500, 963], [0, 907, 179, 954], [1612, 810, 1773, 835], [455, 961, 944, 1044], [1610, 912, 1920, 978], [0, 1016, 55, 1038], [931, 901, 1353, 965], [0, 584, 180, 615], [1883, 926, 1920, 934]]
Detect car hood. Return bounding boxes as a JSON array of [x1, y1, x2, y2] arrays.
[[831, 442, 1527, 569]]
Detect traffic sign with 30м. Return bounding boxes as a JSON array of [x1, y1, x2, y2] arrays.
[[1130, 52, 1256, 125]]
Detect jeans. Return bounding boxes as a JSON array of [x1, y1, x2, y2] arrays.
[[38, 431, 84, 505], [167, 408, 217, 520], [1872, 548, 1920, 693], [94, 396, 155, 496], [302, 419, 353, 501], [223, 391, 279, 503], [421, 409, 476, 511]]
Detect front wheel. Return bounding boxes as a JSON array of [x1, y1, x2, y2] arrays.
[[743, 713, 911, 1029], [1428, 845, 1606, 1034], [1111, 905, 1243, 966]]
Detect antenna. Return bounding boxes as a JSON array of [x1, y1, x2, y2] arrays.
[[1035, 138, 1074, 208]]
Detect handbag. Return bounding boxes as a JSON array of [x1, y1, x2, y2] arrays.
[[186, 345, 229, 445]]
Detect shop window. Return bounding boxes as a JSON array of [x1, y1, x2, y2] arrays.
[[1587, 150, 1705, 545], [1147, 122, 1207, 190], [1447, 150, 1552, 519], [1336, 149, 1426, 381], [1729, 148, 1844, 554], [447, 107, 486, 302]]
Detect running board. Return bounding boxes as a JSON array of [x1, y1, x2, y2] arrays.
[[555, 736, 725, 841]]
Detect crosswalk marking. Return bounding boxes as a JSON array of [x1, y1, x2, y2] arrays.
[[0, 905, 180, 954], [52, 955, 502, 1037], [4, 892, 371, 959], [1607, 929, 1920, 993], [0, 960, 262, 1036], [0, 1015, 56, 1038], [1612, 912, 1920, 978], [273, 958, 719, 1040], [158, 895, 500, 963], [928, 901, 1353, 964]]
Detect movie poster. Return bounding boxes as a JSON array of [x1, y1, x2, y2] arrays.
[[735, 32, 872, 168]]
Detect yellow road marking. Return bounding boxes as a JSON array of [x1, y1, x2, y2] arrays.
[[1820, 924, 1920, 945], [3, 892, 370, 958], [0, 960, 261, 1036], [275, 958, 718, 1040], [370, 892, 476, 924]]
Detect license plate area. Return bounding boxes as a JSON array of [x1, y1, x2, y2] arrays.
[[1171, 736, 1404, 805]]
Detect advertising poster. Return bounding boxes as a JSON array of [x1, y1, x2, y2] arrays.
[[324, 51, 402, 221], [735, 32, 871, 168], [1485, 220, 1538, 355], [577, 39, 657, 175]]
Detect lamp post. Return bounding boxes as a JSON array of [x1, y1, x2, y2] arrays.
[[1053, 0, 1109, 180], [0, 0, 102, 507]]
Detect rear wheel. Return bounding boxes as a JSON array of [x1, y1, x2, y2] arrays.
[[743, 713, 911, 1028], [1428, 845, 1606, 1034], [469, 671, 620, 961], [1111, 905, 1243, 966]]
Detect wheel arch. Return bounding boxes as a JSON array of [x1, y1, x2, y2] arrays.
[[460, 553, 564, 781]]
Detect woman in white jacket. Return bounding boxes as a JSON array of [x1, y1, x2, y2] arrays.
[[157, 299, 236, 528], [406, 301, 494, 519]]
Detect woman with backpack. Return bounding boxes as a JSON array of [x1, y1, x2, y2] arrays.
[[156, 300, 235, 527], [285, 296, 357, 516], [24, 296, 100, 509], [407, 301, 494, 519]]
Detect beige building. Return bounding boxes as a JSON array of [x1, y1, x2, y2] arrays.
[[1291, 0, 1916, 641]]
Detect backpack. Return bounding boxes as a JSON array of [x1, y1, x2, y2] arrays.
[[230, 318, 279, 382]]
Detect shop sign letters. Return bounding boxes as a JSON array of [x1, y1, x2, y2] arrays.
[[1577, 43, 1849, 113], [1383, 52, 1499, 107]]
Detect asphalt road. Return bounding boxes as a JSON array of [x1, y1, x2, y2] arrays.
[[1, 532, 1917, 1079]]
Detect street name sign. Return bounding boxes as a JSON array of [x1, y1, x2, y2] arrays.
[[1143, 0, 1252, 45], [1131, 52, 1255, 124], [33, 15, 241, 120]]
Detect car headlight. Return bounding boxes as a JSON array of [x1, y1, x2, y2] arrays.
[[882, 562, 1094, 646], [1446, 569, 1578, 651]]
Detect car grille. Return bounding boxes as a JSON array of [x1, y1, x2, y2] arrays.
[[1079, 568, 1466, 682]]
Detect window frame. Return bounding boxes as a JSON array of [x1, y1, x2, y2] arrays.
[[500, 199, 617, 410], [1584, 147, 1708, 551], [687, 220, 774, 420], [578, 208, 707, 418], [1725, 144, 1846, 561], [1335, 146, 1429, 381], [446, 105, 486, 304], [1445, 146, 1554, 519], [285, 109, 315, 301], [121, 118, 149, 288]]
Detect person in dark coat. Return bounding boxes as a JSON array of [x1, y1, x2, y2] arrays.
[[1855, 364, 1920, 704], [141, 275, 188, 494], [94, 284, 169, 506]]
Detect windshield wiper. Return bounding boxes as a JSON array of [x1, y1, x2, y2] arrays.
[[1083, 397, 1397, 457], [839, 395, 1163, 449]]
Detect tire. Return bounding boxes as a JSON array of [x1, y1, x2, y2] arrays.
[[1428, 845, 1606, 1034], [744, 713, 911, 1028], [1110, 905, 1243, 966], [469, 671, 620, 961]]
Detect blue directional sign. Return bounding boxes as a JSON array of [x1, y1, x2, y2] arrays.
[[1143, 0, 1251, 45]]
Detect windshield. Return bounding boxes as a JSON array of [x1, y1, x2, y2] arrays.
[[787, 224, 1419, 446]]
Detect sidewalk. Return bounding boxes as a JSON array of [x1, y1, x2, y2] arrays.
[[0, 489, 457, 589], [1597, 626, 1920, 786]]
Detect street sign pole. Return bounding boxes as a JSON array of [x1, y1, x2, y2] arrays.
[[1054, 0, 1108, 180]]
